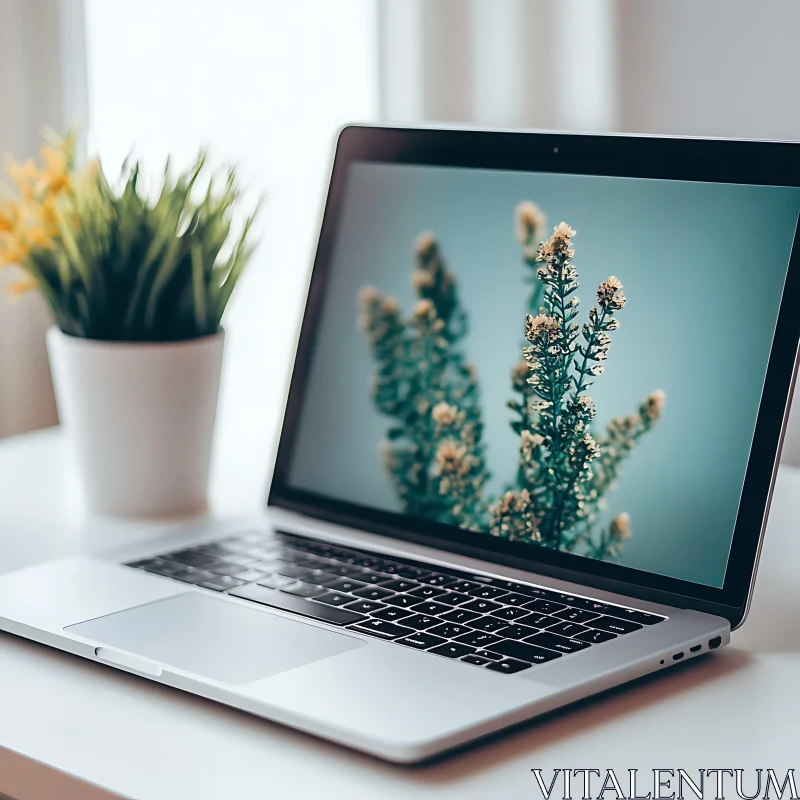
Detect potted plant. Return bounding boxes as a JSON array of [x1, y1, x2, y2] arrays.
[[0, 134, 259, 517]]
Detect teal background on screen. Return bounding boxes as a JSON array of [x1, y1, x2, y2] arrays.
[[287, 162, 800, 587]]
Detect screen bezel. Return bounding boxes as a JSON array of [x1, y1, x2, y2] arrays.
[[269, 125, 800, 628]]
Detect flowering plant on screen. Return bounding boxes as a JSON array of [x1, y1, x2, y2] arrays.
[[359, 208, 665, 561]]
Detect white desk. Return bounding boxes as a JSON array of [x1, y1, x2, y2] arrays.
[[0, 423, 799, 799]]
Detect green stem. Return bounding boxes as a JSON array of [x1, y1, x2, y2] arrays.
[[571, 305, 610, 402]]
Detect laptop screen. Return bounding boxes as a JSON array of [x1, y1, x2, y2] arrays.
[[285, 161, 800, 589]]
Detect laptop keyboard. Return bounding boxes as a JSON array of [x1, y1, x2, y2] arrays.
[[126, 530, 666, 676]]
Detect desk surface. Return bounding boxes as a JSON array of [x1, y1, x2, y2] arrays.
[[0, 425, 798, 799]]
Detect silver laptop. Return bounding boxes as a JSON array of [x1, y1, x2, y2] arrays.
[[2, 126, 799, 763]]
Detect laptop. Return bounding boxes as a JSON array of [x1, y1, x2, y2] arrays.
[[1, 126, 799, 763]]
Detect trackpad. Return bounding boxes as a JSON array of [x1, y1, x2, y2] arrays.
[[66, 592, 365, 684]]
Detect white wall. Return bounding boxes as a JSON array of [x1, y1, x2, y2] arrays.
[[0, 0, 86, 438], [616, 0, 800, 139]]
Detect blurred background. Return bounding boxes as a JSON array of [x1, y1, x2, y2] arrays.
[[3, 0, 800, 464]]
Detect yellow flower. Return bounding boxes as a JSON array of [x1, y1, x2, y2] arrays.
[[24, 225, 54, 248], [0, 133, 75, 285], [38, 149, 71, 195], [7, 159, 40, 200], [40, 194, 59, 225], [6, 277, 38, 298], [0, 237, 30, 268]]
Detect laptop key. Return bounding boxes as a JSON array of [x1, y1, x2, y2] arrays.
[[436, 592, 472, 607], [206, 561, 250, 577], [462, 599, 503, 614], [499, 592, 535, 607], [228, 584, 366, 626], [394, 566, 430, 580], [194, 544, 233, 558], [487, 579, 532, 594], [165, 552, 217, 569], [395, 632, 446, 650], [399, 567, 435, 581], [558, 597, 613, 614], [420, 574, 453, 586], [248, 560, 283, 573], [524, 599, 567, 615], [358, 571, 393, 585], [468, 616, 509, 633], [588, 616, 643, 635], [256, 573, 296, 589], [606, 607, 665, 626], [203, 574, 245, 587], [410, 601, 451, 616], [575, 628, 617, 644], [523, 612, 558, 628], [200, 576, 245, 592], [326, 578, 367, 593], [314, 592, 354, 606], [345, 599, 386, 614], [486, 639, 562, 664], [497, 624, 539, 640], [327, 565, 366, 578], [276, 564, 313, 579], [553, 608, 600, 625], [474, 649, 503, 661], [401, 614, 440, 630], [214, 553, 256, 567], [429, 642, 475, 659], [293, 556, 332, 569], [348, 619, 413, 640], [352, 586, 394, 601], [513, 585, 564, 602], [547, 621, 589, 638], [281, 581, 328, 598], [440, 608, 480, 625], [379, 579, 420, 592], [384, 594, 419, 609], [350, 556, 383, 569], [491, 606, 531, 622], [427, 623, 471, 639], [303, 570, 344, 586], [138, 560, 187, 578], [371, 606, 413, 622], [461, 654, 491, 665], [230, 569, 269, 583], [486, 658, 532, 675], [442, 579, 482, 593], [468, 586, 509, 600], [174, 570, 216, 584], [454, 631, 503, 649], [525, 632, 591, 654], [408, 585, 447, 600], [375, 561, 404, 575]]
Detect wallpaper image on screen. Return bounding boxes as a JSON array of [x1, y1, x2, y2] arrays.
[[288, 163, 800, 587], [359, 216, 661, 565]]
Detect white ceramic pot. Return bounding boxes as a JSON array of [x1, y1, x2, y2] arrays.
[[46, 327, 224, 518]]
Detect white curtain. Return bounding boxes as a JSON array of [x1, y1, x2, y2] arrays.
[[378, 0, 617, 131], [0, 0, 87, 437]]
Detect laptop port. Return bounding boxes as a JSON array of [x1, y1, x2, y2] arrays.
[[672, 652, 684, 660], [709, 636, 722, 650], [690, 644, 702, 653]]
